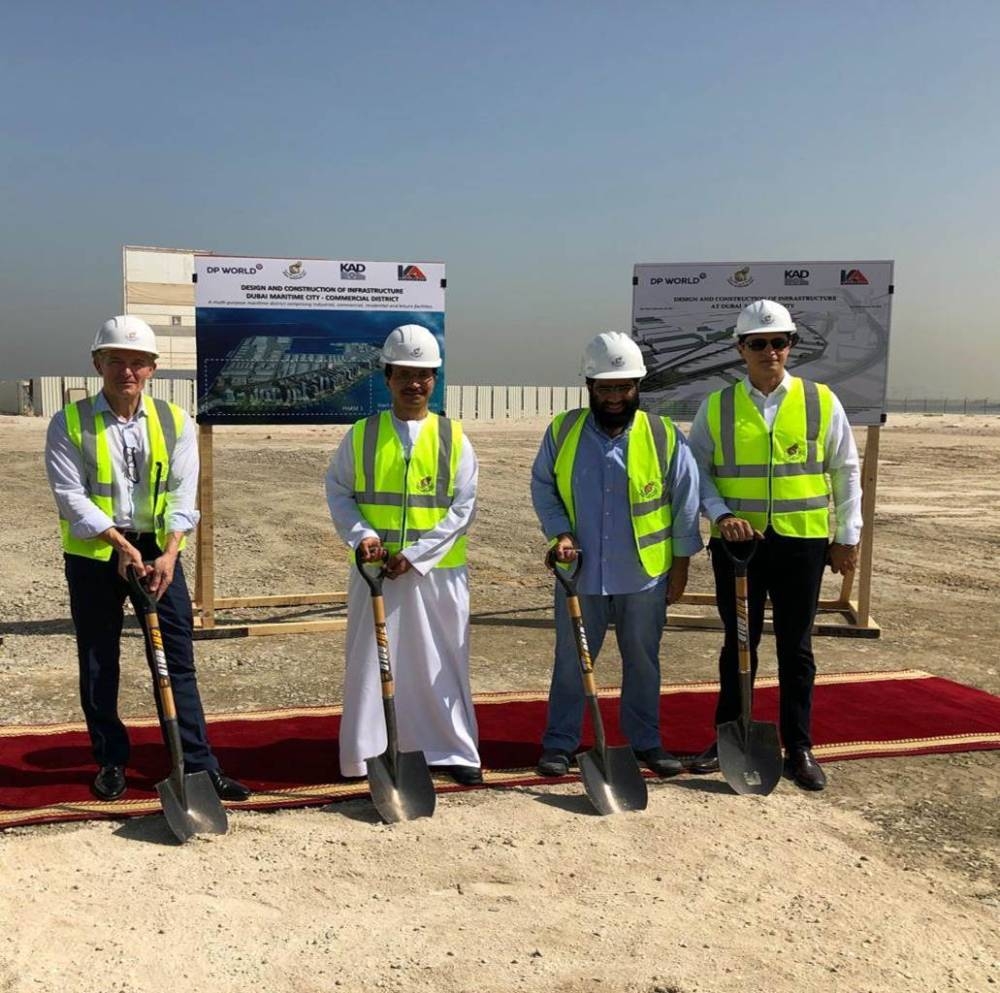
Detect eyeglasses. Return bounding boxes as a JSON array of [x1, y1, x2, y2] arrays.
[[592, 383, 637, 397], [123, 445, 140, 484], [742, 336, 792, 352], [391, 369, 436, 383]]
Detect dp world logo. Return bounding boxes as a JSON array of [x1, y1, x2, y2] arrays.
[[283, 260, 306, 280], [341, 262, 366, 280]]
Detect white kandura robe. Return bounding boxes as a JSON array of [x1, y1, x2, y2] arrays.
[[325, 412, 480, 777]]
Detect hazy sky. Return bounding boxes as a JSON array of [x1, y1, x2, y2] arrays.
[[2, 1, 997, 395]]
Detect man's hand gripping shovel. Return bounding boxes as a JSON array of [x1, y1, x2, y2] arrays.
[[546, 549, 648, 815], [715, 537, 783, 796], [355, 546, 436, 824], [125, 566, 228, 842]]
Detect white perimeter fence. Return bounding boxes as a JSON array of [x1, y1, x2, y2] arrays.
[[4, 378, 999, 421]]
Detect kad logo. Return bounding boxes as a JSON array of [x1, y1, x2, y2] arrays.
[[841, 268, 869, 285], [283, 260, 306, 280], [727, 265, 753, 288], [784, 268, 809, 286], [341, 262, 366, 280], [398, 264, 426, 281], [650, 271, 708, 286]]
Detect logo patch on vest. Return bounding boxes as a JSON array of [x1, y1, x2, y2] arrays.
[[786, 443, 800, 456], [641, 481, 660, 499], [417, 475, 434, 493]]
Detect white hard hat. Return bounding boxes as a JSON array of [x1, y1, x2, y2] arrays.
[[380, 324, 442, 368], [91, 315, 159, 357], [583, 332, 647, 380], [733, 300, 796, 338]]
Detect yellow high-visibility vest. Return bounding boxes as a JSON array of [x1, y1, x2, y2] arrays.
[[351, 411, 466, 568], [706, 377, 833, 538], [61, 394, 187, 560], [550, 408, 676, 577]]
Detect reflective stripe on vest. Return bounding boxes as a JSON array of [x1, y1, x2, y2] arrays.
[[351, 411, 466, 568], [61, 395, 187, 560], [707, 378, 833, 538], [550, 408, 676, 578]]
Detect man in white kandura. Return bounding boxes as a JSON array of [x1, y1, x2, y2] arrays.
[[325, 324, 482, 785]]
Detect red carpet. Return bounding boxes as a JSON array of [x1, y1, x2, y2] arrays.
[[2, 669, 999, 829]]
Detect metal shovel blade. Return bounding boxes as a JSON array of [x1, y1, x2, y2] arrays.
[[577, 745, 649, 815], [156, 770, 229, 842], [365, 749, 436, 824], [717, 718, 783, 796]]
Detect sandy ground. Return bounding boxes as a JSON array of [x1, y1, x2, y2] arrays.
[[0, 412, 998, 993]]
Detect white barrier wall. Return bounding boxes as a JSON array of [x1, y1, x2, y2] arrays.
[[31, 378, 587, 421]]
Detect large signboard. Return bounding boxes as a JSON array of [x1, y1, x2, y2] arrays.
[[632, 260, 894, 425], [195, 256, 445, 424]]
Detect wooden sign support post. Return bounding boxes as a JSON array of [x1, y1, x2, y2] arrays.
[[670, 424, 882, 638], [192, 424, 348, 639]]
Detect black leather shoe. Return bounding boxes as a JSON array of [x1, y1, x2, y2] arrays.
[[685, 742, 720, 775], [633, 747, 683, 778], [92, 764, 126, 800], [203, 769, 252, 801], [437, 764, 484, 786], [536, 749, 573, 777], [785, 748, 827, 791]]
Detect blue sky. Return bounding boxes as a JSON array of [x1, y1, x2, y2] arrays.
[[1, 1, 997, 395]]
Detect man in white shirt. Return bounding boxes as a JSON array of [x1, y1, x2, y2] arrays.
[[325, 325, 481, 785], [686, 300, 862, 791], [44, 316, 250, 802]]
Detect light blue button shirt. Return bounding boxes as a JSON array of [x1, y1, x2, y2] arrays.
[[531, 411, 702, 596]]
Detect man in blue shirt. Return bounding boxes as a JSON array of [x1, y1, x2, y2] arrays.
[[530, 332, 702, 778]]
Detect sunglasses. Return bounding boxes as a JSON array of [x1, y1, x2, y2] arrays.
[[742, 336, 792, 352]]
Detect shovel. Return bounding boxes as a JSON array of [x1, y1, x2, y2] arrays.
[[355, 547, 436, 823], [715, 538, 783, 796], [547, 549, 648, 815], [126, 566, 228, 842]]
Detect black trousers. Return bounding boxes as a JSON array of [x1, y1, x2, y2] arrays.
[[709, 529, 828, 752], [64, 537, 217, 772]]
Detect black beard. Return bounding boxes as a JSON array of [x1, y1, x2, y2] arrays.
[[589, 391, 640, 431]]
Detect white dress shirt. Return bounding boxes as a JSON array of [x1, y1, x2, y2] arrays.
[[687, 372, 862, 545], [45, 392, 201, 538]]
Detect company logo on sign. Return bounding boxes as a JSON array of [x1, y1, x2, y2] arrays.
[[398, 264, 427, 281], [650, 271, 708, 286], [341, 262, 366, 280], [205, 263, 264, 275], [283, 261, 306, 280], [727, 266, 754, 288], [784, 268, 809, 286], [841, 268, 869, 285]]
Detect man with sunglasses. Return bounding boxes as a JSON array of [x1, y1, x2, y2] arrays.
[[326, 324, 482, 786], [44, 316, 251, 802], [686, 299, 862, 790], [531, 332, 701, 779]]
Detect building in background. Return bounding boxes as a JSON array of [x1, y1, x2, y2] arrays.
[[123, 245, 202, 373]]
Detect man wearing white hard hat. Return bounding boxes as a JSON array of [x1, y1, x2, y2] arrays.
[[43, 316, 251, 802], [686, 300, 862, 790], [326, 324, 482, 785], [530, 332, 702, 778]]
